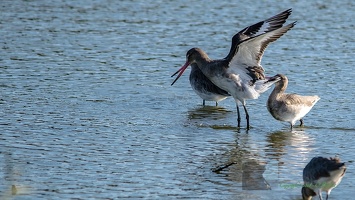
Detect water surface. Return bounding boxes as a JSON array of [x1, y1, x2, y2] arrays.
[[1, 0, 354, 199]]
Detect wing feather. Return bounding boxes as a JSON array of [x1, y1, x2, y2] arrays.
[[225, 9, 292, 60], [228, 22, 296, 82]]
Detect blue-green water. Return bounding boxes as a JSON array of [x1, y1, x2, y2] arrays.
[[1, 0, 354, 199]]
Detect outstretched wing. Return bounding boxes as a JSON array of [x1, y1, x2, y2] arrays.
[[227, 22, 296, 83], [225, 8, 292, 61]]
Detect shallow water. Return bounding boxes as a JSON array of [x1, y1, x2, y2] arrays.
[[1, 0, 354, 199]]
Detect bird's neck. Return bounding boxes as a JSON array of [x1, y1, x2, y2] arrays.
[[271, 82, 287, 98]]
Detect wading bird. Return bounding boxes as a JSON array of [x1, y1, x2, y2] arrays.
[[189, 63, 230, 106], [302, 156, 346, 200], [266, 74, 320, 129]]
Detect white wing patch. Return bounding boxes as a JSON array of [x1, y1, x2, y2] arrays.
[[228, 23, 295, 81]]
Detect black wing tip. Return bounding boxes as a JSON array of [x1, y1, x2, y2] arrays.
[[289, 21, 297, 28], [280, 8, 292, 15], [285, 8, 292, 13], [268, 8, 293, 20], [283, 21, 297, 29]]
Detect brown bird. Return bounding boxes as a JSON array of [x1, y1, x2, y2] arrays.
[[266, 74, 320, 129]]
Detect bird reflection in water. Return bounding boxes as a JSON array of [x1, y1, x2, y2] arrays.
[[211, 137, 271, 190], [1, 151, 32, 198], [187, 106, 232, 120], [242, 159, 271, 190]]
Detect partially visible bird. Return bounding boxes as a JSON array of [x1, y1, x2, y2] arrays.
[[171, 9, 296, 129], [189, 63, 230, 106], [302, 156, 346, 200], [266, 74, 320, 129]]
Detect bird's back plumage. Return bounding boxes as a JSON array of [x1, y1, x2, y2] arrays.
[[302, 157, 346, 200]]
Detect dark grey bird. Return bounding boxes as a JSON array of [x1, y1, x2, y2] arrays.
[[302, 157, 346, 200], [266, 74, 320, 129], [189, 63, 230, 106], [171, 9, 296, 129]]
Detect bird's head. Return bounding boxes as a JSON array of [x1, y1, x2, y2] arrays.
[[301, 186, 316, 200], [171, 48, 207, 86]]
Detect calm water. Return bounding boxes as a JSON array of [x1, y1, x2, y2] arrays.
[[1, 0, 354, 199]]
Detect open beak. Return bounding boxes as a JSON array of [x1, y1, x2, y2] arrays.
[[171, 61, 190, 86]]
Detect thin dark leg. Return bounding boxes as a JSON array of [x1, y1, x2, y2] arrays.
[[215, 102, 218, 106], [203, 100, 205, 106], [290, 124, 293, 130], [236, 104, 241, 127], [300, 119, 304, 127], [243, 104, 250, 129], [326, 194, 329, 200]]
